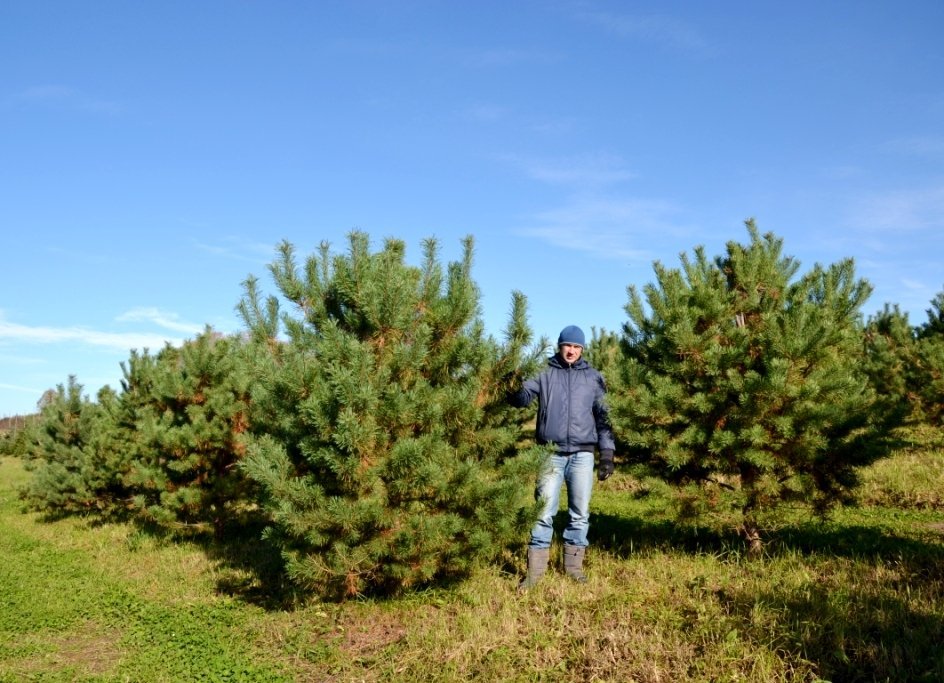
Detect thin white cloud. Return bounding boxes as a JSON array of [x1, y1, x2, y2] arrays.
[[503, 152, 637, 188], [463, 103, 510, 123], [573, 9, 711, 55], [529, 118, 578, 136], [460, 47, 562, 68], [820, 164, 867, 181], [326, 38, 410, 59], [11, 84, 122, 114], [858, 265, 940, 322], [116, 308, 205, 335], [191, 235, 276, 262], [517, 196, 691, 261], [881, 136, 944, 158], [848, 183, 944, 233], [0, 313, 183, 352], [45, 245, 111, 265], [901, 278, 933, 294], [503, 150, 689, 260], [518, 225, 650, 261], [18, 84, 76, 100], [0, 382, 42, 395], [0, 350, 45, 365]]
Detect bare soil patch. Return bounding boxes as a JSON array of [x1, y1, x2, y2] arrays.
[[14, 625, 124, 678]]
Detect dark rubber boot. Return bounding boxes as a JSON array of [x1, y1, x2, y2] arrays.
[[518, 547, 550, 592], [563, 544, 587, 583]]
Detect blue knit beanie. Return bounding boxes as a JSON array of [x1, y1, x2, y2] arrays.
[[557, 325, 586, 347]]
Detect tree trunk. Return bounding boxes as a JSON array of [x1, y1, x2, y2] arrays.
[[741, 517, 763, 556]]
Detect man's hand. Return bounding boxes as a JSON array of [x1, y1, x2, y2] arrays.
[[597, 450, 615, 481]]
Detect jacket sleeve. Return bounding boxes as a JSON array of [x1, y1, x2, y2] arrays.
[[593, 374, 616, 451], [509, 376, 541, 408]]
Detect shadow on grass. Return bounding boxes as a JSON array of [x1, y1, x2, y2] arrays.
[[771, 521, 944, 572], [587, 511, 740, 558], [588, 509, 944, 570], [194, 522, 305, 611], [721, 538, 944, 682], [586, 509, 944, 681], [80, 512, 305, 611], [727, 576, 944, 681]]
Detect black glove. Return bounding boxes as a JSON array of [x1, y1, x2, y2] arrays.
[[597, 449, 615, 481]]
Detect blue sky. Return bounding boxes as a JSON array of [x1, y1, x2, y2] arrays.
[[2, 1, 943, 417]]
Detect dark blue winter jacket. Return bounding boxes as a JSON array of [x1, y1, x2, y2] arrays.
[[511, 354, 615, 454]]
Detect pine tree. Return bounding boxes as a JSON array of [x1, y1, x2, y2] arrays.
[[609, 221, 902, 551], [917, 288, 944, 339], [0, 414, 37, 458], [120, 329, 254, 535], [915, 336, 944, 427], [863, 304, 921, 420], [238, 232, 544, 598], [914, 288, 944, 426], [19, 377, 131, 514], [863, 292, 944, 429]]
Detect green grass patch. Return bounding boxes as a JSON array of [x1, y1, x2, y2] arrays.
[[855, 425, 944, 510], [0, 458, 289, 682]]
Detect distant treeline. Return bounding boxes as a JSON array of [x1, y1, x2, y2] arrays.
[[0, 414, 36, 433]]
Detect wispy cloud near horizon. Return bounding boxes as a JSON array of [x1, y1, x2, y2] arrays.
[[0, 312, 185, 352], [0, 381, 46, 396], [115, 307, 205, 335]]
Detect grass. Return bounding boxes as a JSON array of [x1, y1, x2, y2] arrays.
[[2, 437, 944, 682]]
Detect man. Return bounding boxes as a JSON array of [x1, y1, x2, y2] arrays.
[[510, 324, 615, 590]]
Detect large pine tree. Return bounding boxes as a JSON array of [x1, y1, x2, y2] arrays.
[[608, 221, 902, 551], [238, 232, 544, 598]]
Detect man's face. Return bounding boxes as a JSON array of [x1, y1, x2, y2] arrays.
[[559, 343, 583, 365]]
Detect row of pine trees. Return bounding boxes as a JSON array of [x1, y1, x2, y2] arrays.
[[4, 222, 943, 598]]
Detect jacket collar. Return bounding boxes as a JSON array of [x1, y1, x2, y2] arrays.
[[549, 353, 588, 370]]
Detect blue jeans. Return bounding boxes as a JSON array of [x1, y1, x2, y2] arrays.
[[528, 451, 594, 549]]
